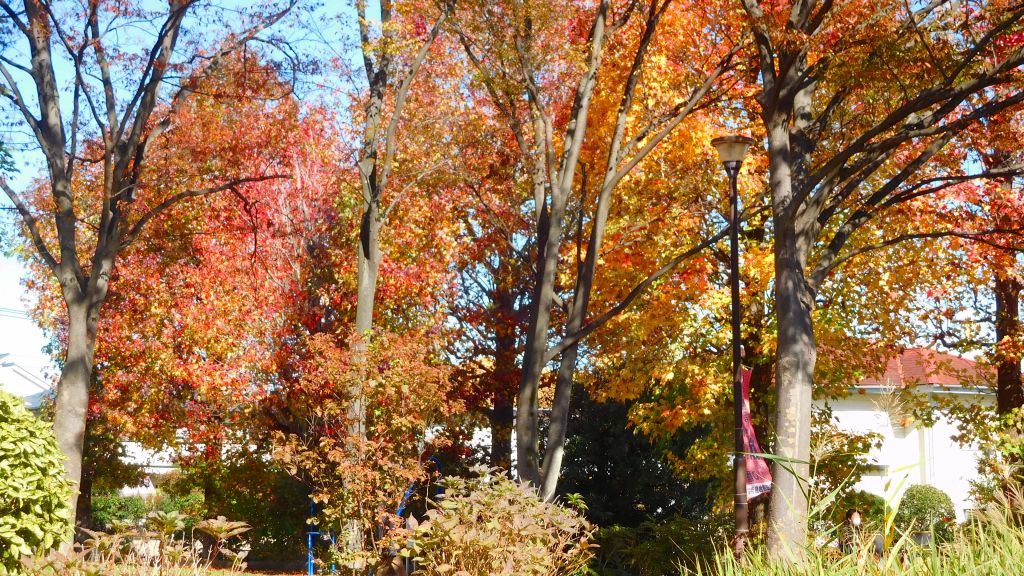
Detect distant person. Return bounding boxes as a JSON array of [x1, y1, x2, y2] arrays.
[[839, 508, 863, 553], [141, 475, 156, 505]]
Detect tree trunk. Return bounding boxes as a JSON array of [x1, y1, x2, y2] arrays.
[[995, 273, 1022, 415], [762, 105, 815, 554], [539, 147, 615, 500], [53, 299, 97, 527], [516, 201, 567, 485], [766, 227, 816, 556], [514, 0, 613, 488], [541, 341, 578, 500], [345, 200, 381, 555], [491, 324, 517, 472], [491, 392, 514, 472], [75, 428, 95, 531], [353, 201, 382, 435], [539, 192, 604, 498]]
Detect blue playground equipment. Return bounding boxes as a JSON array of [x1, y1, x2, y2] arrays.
[[306, 500, 335, 575], [306, 457, 442, 576]]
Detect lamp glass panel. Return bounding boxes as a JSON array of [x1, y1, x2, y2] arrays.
[[714, 140, 751, 164]]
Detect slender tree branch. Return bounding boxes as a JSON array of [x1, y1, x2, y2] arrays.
[[0, 61, 44, 145], [816, 227, 1024, 285], [542, 209, 763, 363], [377, 1, 453, 195], [122, 175, 288, 248], [800, 43, 1024, 211], [1, 179, 57, 271], [0, 1, 29, 34]]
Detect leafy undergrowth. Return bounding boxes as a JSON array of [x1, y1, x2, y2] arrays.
[[15, 563, 302, 576], [204, 565, 301, 569], [17, 512, 253, 576]]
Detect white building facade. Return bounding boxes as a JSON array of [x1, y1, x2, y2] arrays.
[[820, 348, 995, 521]]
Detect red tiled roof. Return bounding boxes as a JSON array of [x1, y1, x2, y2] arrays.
[[857, 348, 992, 388]]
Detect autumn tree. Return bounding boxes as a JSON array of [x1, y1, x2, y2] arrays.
[[572, 123, 909, 517], [446, 123, 532, 470], [737, 0, 1024, 554], [273, 331, 460, 572], [0, 0, 299, 523], [968, 111, 1024, 419], [18, 33, 467, 552], [348, 0, 453, 373], [283, 0, 460, 551], [452, 0, 743, 499]]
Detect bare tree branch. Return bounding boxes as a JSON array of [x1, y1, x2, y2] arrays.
[[122, 175, 288, 248], [1, 178, 57, 271], [0, 60, 44, 145], [0, 1, 28, 34], [815, 227, 1024, 285]]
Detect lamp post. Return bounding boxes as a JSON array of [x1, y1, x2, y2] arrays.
[[711, 134, 756, 557]]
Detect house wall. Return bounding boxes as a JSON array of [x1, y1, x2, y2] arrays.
[[818, 388, 993, 522]]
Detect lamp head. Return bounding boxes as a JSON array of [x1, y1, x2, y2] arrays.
[[711, 135, 756, 171]]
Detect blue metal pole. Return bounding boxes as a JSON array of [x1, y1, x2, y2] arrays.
[[308, 500, 317, 576]]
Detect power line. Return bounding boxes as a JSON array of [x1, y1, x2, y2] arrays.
[[0, 306, 30, 319], [0, 356, 53, 393]]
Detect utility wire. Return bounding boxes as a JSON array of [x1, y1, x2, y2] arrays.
[[0, 306, 30, 319]]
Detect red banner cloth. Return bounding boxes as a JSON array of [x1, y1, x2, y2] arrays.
[[742, 367, 772, 500]]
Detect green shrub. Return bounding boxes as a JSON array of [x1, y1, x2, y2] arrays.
[[591, 513, 732, 576], [90, 492, 146, 532], [558, 388, 714, 528], [158, 462, 309, 561], [0, 391, 72, 572], [407, 471, 595, 576], [91, 489, 205, 534], [834, 490, 886, 529], [154, 491, 205, 531], [894, 484, 955, 540]]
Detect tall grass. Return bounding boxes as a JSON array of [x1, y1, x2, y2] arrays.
[[685, 484, 1024, 576]]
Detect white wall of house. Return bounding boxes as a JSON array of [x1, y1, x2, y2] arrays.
[[1, 257, 53, 407], [820, 387, 993, 522]]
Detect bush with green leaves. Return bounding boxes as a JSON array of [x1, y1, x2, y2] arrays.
[[590, 513, 732, 576], [0, 391, 72, 572], [90, 492, 146, 532], [157, 462, 309, 561], [406, 470, 595, 576], [90, 489, 204, 534], [894, 484, 955, 540], [834, 490, 887, 529]]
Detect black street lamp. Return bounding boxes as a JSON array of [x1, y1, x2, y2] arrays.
[[711, 134, 756, 557]]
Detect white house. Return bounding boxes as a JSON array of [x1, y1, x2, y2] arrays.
[[821, 348, 995, 521]]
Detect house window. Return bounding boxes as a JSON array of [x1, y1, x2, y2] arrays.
[[862, 464, 889, 476]]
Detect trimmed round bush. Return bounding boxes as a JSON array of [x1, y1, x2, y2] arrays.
[[0, 391, 72, 571], [895, 484, 955, 540]]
